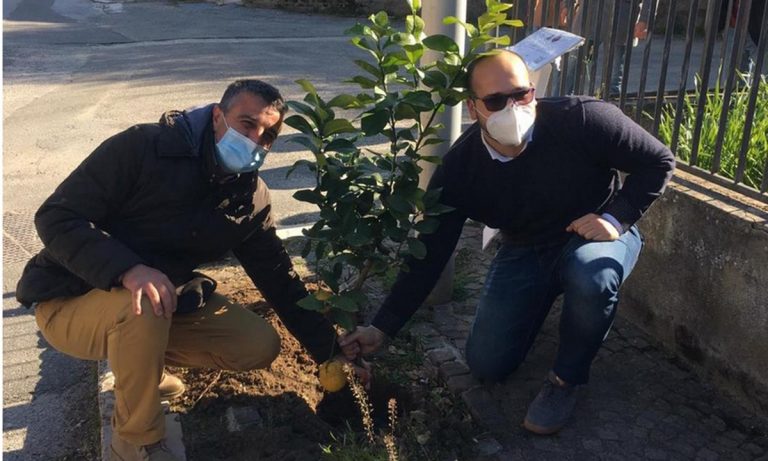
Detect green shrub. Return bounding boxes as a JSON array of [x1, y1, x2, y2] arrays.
[[285, 0, 522, 332], [657, 73, 767, 189]]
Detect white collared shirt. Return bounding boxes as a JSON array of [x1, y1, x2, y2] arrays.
[[480, 127, 534, 162]]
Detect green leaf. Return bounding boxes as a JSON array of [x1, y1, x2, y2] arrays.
[[443, 16, 477, 36], [361, 110, 390, 135], [330, 310, 356, 332], [402, 90, 434, 111], [407, 238, 427, 259], [419, 155, 442, 164], [382, 52, 410, 67], [386, 194, 413, 214], [403, 43, 425, 64], [326, 138, 358, 154], [300, 239, 313, 258], [353, 59, 383, 79], [394, 102, 418, 120], [297, 294, 325, 312], [284, 115, 316, 136], [413, 217, 440, 234], [422, 70, 448, 89], [330, 294, 359, 312], [286, 159, 316, 179], [348, 76, 378, 89], [409, 0, 421, 12], [405, 14, 425, 36], [287, 136, 321, 155], [286, 100, 322, 126], [295, 79, 318, 97], [423, 34, 459, 53], [425, 203, 455, 216], [328, 94, 363, 109], [323, 119, 357, 137], [293, 189, 324, 205]]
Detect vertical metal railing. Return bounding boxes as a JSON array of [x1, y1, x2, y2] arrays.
[[507, 0, 767, 202], [689, 0, 722, 166]]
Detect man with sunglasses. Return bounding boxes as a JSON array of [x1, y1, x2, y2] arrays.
[[341, 50, 675, 435], [16, 79, 365, 461]]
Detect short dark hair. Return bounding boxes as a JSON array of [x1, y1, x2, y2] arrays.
[[219, 79, 288, 118]]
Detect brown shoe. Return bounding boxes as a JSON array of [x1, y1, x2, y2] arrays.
[[159, 371, 185, 401], [110, 435, 179, 461]]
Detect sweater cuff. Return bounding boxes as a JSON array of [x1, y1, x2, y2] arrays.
[[371, 308, 408, 339], [602, 195, 640, 231]]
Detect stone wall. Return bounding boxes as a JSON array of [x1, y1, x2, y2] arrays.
[[622, 169, 768, 414]]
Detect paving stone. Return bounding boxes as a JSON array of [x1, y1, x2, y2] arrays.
[[446, 374, 480, 394], [704, 415, 727, 432], [474, 435, 503, 456], [628, 427, 649, 439], [644, 448, 668, 460], [581, 438, 603, 451], [670, 440, 697, 457], [531, 436, 563, 452], [439, 326, 470, 340], [462, 387, 506, 429], [696, 447, 720, 461], [742, 442, 765, 456], [597, 427, 620, 441], [453, 303, 478, 315], [635, 415, 657, 429], [427, 347, 458, 365], [439, 360, 470, 381], [431, 304, 455, 318], [715, 434, 741, 448], [598, 410, 621, 421], [723, 430, 748, 443], [408, 225, 768, 461], [407, 322, 439, 338], [423, 337, 448, 350]]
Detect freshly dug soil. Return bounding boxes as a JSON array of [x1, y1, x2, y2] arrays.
[[168, 259, 482, 461]]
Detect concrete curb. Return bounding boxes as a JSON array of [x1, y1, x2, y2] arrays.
[[97, 361, 187, 461]]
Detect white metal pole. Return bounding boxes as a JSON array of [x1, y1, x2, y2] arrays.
[[420, 0, 467, 306]]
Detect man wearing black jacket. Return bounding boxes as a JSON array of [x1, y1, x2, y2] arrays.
[[340, 51, 675, 435], [16, 80, 348, 461]]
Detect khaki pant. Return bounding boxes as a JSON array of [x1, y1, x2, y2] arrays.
[[34, 288, 280, 445]]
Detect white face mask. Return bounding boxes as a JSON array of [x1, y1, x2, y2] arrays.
[[477, 100, 536, 147]]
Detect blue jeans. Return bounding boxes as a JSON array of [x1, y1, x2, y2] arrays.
[[465, 226, 643, 385]]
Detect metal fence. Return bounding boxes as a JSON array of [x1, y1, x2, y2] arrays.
[[506, 0, 768, 202]]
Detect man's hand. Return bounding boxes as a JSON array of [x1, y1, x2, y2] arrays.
[[120, 264, 177, 318], [634, 21, 649, 40], [336, 355, 373, 389], [338, 325, 386, 361], [566, 213, 620, 241]]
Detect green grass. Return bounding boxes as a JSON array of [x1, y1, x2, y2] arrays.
[[656, 73, 767, 189], [320, 427, 390, 461]]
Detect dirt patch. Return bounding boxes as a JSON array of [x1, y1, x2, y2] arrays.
[[168, 250, 485, 460]]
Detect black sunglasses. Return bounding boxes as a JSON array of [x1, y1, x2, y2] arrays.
[[476, 87, 535, 112]]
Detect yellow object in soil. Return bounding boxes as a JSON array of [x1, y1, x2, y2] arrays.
[[318, 360, 347, 392]]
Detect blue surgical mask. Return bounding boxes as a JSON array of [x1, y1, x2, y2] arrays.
[[215, 117, 269, 174]]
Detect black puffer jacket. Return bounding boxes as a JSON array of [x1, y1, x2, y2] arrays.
[[16, 104, 336, 362]]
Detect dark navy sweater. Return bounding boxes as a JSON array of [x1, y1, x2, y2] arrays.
[[372, 96, 675, 337]]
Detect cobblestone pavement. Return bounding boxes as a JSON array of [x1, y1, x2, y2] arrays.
[[409, 223, 768, 461]]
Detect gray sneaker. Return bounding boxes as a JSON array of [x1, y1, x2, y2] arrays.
[[523, 371, 580, 435]]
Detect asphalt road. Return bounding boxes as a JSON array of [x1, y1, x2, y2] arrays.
[[2, 0, 371, 457]]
